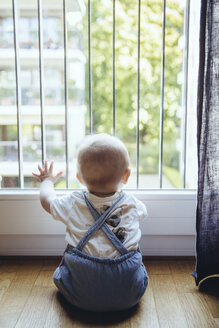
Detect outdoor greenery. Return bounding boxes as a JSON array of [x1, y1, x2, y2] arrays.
[[0, 0, 185, 188], [82, 0, 184, 178], [163, 166, 182, 188]]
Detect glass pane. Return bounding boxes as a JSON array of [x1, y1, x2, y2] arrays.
[[66, 0, 86, 189], [42, 0, 86, 189], [115, 0, 138, 189], [139, 0, 162, 189], [42, 0, 66, 189], [0, 0, 197, 190], [185, 0, 199, 189], [162, 0, 185, 189], [17, 0, 41, 188], [0, 0, 19, 188], [90, 0, 113, 134]]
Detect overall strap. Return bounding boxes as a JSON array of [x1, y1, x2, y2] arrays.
[[76, 192, 128, 255]]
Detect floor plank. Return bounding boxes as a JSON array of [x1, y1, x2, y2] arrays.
[[179, 292, 217, 328], [168, 260, 195, 275], [150, 274, 188, 328], [44, 291, 78, 328], [0, 272, 16, 302], [144, 260, 171, 275], [129, 281, 159, 328], [172, 273, 196, 293], [14, 286, 55, 328], [41, 257, 60, 271], [0, 264, 42, 328], [34, 270, 55, 288]]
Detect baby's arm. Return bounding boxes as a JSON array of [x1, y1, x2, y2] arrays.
[[32, 160, 63, 214]]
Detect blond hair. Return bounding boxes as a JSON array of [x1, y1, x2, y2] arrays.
[[77, 134, 130, 192]]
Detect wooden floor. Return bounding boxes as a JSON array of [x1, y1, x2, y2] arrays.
[[0, 257, 218, 328]]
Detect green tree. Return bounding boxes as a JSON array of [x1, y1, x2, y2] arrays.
[[82, 0, 184, 175]]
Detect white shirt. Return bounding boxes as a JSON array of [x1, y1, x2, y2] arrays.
[[50, 190, 147, 258]]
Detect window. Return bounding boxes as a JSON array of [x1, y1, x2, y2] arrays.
[[0, 0, 198, 190]]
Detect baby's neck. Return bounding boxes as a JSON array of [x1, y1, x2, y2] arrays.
[[89, 190, 117, 197]]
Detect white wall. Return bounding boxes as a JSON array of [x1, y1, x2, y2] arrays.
[[0, 190, 197, 256]]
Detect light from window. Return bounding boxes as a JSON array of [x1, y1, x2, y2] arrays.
[[0, 0, 198, 190]]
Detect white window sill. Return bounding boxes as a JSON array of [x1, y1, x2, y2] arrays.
[[0, 189, 197, 256], [0, 188, 197, 198]]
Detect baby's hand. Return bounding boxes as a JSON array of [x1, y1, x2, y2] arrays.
[[32, 160, 63, 183]]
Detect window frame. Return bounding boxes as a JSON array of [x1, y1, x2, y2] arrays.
[[0, 0, 199, 256]]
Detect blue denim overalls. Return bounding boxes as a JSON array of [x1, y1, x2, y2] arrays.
[[53, 192, 148, 312]]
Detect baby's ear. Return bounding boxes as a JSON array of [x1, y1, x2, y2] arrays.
[[76, 172, 85, 185], [122, 168, 131, 184]]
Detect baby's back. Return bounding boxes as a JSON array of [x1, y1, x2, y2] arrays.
[[50, 190, 147, 258]]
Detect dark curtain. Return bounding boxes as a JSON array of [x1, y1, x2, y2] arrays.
[[193, 0, 219, 286]]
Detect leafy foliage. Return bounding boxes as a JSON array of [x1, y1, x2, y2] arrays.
[[82, 0, 184, 176]]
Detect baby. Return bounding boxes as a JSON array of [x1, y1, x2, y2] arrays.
[[33, 133, 148, 311]]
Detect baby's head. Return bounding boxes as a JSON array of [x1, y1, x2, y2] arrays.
[[76, 133, 131, 195]]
